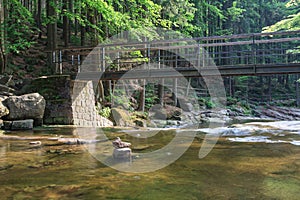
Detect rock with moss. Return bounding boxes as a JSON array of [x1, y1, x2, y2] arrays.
[[149, 105, 182, 120], [110, 108, 135, 127], [3, 93, 45, 125]]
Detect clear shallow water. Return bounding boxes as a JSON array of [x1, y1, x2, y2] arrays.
[[0, 124, 300, 200]]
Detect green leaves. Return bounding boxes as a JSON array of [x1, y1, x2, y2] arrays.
[[263, 0, 300, 32], [2, 0, 35, 54], [226, 1, 245, 22]]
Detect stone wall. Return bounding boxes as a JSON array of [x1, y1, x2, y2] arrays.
[[71, 80, 112, 126], [24, 75, 112, 126]]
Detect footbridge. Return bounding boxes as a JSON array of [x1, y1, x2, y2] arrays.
[[50, 30, 300, 80]]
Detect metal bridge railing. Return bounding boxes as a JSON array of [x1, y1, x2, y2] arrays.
[[49, 30, 300, 75]]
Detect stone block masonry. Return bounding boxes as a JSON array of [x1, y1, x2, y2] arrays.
[[25, 75, 112, 127], [70, 80, 112, 127]]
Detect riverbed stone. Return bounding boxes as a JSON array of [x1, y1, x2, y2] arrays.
[[149, 105, 182, 120], [3, 121, 12, 130], [113, 148, 132, 159], [11, 119, 34, 130], [177, 98, 194, 112]]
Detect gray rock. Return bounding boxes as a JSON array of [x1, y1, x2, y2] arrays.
[[149, 104, 166, 120], [110, 108, 134, 127], [3, 93, 45, 124], [178, 98, 194, 112], [113, 148, 132, 159], [3, 121, 12, 130], [149, 104, 182, 120], [11, 119, 34, 130]]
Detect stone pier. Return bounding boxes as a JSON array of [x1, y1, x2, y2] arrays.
[[24, 75, 112, 126]]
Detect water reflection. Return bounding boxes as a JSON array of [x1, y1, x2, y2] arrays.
[[0, 123, 299, 199]]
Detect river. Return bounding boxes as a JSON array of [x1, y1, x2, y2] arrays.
[[0, 121, 300, 199]]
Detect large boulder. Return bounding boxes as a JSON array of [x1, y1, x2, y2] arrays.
[[177, 97, 194, 112], [110, 108, 134, 127], [3, 93, 46, 125], [149, 104, 182, 120]]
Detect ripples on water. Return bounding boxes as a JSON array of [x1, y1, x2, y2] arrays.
[[0, 121, 299, 199]]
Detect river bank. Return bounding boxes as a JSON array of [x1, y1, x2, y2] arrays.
[[0, 74, 299, 131]]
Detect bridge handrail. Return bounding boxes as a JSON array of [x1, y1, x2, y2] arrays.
[[46, 30, 300, 52], [49, 36, 300, 55]]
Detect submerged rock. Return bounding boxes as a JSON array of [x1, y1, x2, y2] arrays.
[[113, 148, 132, 159], [10, 119, 34, 130]]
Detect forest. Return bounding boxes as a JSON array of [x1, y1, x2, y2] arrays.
[[0, 0, 300, 107]]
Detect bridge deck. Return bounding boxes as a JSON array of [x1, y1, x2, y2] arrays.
[[75, 64, 300, 81], [50, 30, 300, 79]]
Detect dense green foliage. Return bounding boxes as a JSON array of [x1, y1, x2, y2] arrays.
[[263, 0, 300, 32], [1, 0, 298, 55], [0, 0, 299, 108]]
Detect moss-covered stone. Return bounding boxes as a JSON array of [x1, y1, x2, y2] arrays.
[[110, 108, 134, 127]]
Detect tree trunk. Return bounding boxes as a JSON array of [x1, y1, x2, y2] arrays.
[[268, 76, 272, 103], [296, 75, 300, 107], [46, 0, 58, 74], [138, 80, 146, 112], [158, 79, 164, 106], [0, 0, 6, 73], [80, 5, 86, 46], [91, 9, 98, 45], [36, 0, 42, 39], [285, 75, 290, 89], [172, 78, 178, 106], [63, 0, 69, 47], [68, 0, 73, 43]]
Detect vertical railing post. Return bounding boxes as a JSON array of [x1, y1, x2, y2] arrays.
[[158, 49, 161, 69], [147, 42, 151, 69], [296, 75, 300, 107], [252, 34, 257, 73], [117, 51, 120, 71], [77, 54, 81, 73], [158, 49, 164, 106], [175, 49, 178, 68], [71, 55, 74, 66], [59, 50, 62, 74], [202, 42, 205, 67], [52, 50, 59, 74], [172, 78, 178, 106], [102, 47, 105, 72], [197, 41, 200, 67]]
